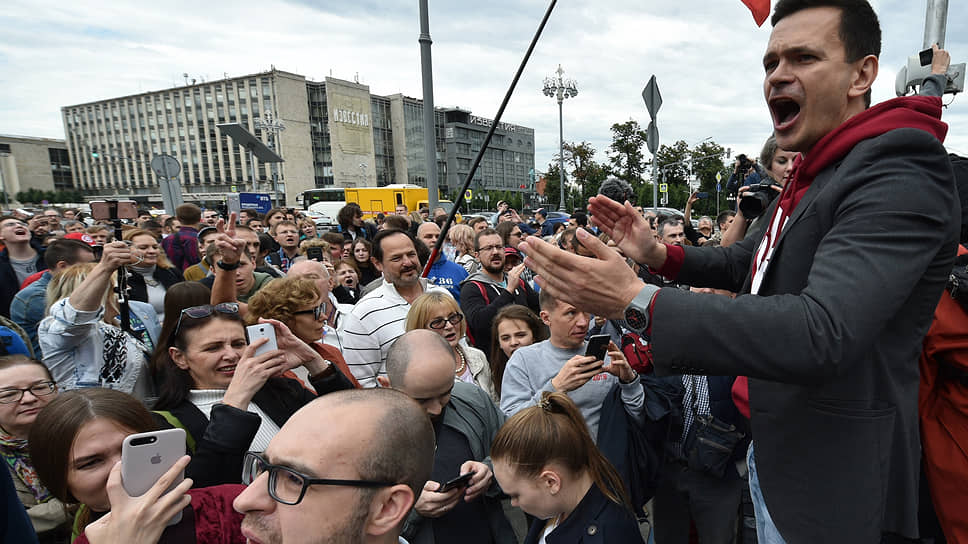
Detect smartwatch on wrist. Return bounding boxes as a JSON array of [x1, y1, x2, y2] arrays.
[[623, 284, 661, 334], [216, 260, 240, 271]]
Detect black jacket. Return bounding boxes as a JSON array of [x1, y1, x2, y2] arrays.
[[523, 484, 643, 544], [652, 125, 958, 541], [127, 266, 183, 305], [152, 370, 354, 487], [0, 242, 46, 318]]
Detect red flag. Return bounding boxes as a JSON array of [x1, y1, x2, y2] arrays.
[[742, 0, 770, 26]]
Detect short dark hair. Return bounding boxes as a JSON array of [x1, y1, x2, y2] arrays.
[[716, 210, 737, 228], [44, 238, 94, 269], [474, 228, 501, 251], [772, 0, 881, 107], [175, 203, 202, 224], [538, 288, 560, 312], [570, 212, 588, 227], [372, 229, 416, 263]]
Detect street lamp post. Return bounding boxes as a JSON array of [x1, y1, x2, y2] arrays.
[[254, 110, 286, 205], [543, 65, 578, 212]]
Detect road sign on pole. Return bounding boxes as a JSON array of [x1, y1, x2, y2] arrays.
[[642, 76, 662, 120], [646, 122, 659, 155], [659, 183, 668, 193]]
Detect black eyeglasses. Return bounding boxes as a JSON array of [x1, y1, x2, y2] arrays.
[[292, 302, 327, 320], [0, 382, 57, 404], [242, 452, 395, 506], [428, 312, 463, 329], [173, 303, 239, 338]]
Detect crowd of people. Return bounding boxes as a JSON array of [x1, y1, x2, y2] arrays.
[[1, 1, 967, 543]]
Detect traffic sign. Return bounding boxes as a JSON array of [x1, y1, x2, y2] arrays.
[[646, 122, 659, 155], [465, 189, 473, 200], [659, 183, 668, 193], [717, 183, 722, 192], [642, 75, 662, 120], [150, 154, 181, 179], [715, 171, 722, 182]]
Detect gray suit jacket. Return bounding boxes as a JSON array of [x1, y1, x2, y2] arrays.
[[651, 127, 958, 542]]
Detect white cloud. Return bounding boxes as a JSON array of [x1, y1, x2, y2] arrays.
[[2, 0, 966, 174]]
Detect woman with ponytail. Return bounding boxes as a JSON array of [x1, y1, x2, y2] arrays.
[[491, 391, 644, 543]]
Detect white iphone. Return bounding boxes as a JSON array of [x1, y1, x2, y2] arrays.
[[246, 323, 279, 356], [121, 428, 186, 526]]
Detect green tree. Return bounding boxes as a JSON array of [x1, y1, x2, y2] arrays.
[[606, 120, 649, 186]]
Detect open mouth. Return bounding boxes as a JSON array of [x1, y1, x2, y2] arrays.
[[216, 364, 237, 374], [770, 97, 801, 131]]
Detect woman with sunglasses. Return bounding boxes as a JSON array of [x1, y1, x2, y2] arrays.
[[246, 277, 360, 389], [38, 242, 161, 400], [405, 291, 496, 401], [150, 298, 354, 488], [0, 355, 70, 543]]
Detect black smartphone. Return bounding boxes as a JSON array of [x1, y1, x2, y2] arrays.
[[920, 47, 933, 67], [92, 245, 104, 261], [696, 192, 709, 199], [306, 247, 324, 261], [437, 472, 474, 493], [585, 334, 610, 361]]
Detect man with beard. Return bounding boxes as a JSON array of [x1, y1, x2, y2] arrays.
[[459, 228, 539, 360], [379, 330, 515, 544], [231, 388, 435, 544], [340, 229, 451, 387]]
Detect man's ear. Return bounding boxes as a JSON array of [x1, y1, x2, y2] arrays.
[[847, 54, 879, 101], [364, 484, 414, 537], [169, 347, 190, 370], [373, 258, 384, 273], [540, 310, 551, 327]]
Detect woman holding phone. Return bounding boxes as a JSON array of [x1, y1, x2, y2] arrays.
[[28, 388, 244, 544], [491, 392, 644, 543], [150, 301, 354, 488], [405, 292, 496, 401], [39, 244, 161, 400], [0, 355, 70, 543]]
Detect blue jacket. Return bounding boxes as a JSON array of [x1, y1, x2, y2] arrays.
[[10, 271, 51, 357], [524, 484, 643, 544], [427, 254, 468, 303]]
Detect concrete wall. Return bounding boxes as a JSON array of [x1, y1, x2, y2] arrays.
[[325, 78, 377, 188], [0, 135, 65, 196]]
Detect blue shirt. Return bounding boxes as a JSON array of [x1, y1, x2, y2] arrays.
[[427, 254, 468, 303], [10, 271, 52, 357]]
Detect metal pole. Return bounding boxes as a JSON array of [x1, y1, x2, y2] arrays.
[[652, 161, 659, 212], [419, 0, 440, 213], [923, 0, 948, 49], [558, 96, 566, 211], [249, 149, 257, 193]]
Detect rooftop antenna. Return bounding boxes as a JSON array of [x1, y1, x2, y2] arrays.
[[183, 73, 189, 85], [354, 72, 359, 84]]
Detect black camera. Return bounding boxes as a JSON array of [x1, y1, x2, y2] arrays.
[[739, 170, 782, 219]]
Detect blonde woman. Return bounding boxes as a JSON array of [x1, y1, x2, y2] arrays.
[[37, 243, 160, 399], [405, 291, 496, 401]]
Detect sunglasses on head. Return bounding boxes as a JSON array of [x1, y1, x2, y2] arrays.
[[173, 303, 239, 338]]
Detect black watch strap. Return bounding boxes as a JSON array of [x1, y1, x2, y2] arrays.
[[216, 260, 240, 271]]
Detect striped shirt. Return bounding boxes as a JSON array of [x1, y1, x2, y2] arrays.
[[339, 279, 450, 388]]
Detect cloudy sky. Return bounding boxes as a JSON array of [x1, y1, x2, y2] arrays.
[[2, 0, 966, 179]]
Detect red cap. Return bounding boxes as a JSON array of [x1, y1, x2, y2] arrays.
[[64, 232, 97, 246]]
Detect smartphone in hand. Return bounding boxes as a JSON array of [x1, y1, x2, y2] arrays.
[[246, 323, 279, 356], [585, 334, 610, 362], [437, 472, 475, 493], [121, 428, 186, 526]]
